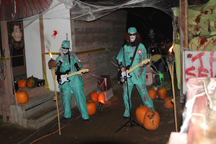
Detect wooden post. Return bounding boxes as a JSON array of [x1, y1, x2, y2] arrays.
[[51, 67, 61, 135], [1, 21, 15, 122], [180, 0, 188, 102], [168, 64, 178, 132]]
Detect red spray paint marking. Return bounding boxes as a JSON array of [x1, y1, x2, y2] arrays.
[[187, 53, 192, 58], [212, 38, 216, 45], [201, 9, 208, 15], [195, 25, 200, 31], [197, 37, 207, 50], [203, 39, 212, 51], [51, 30, 58, 39], [185, 66, 196, 82], [195, 14, 201, 24], [192, 52, 209, 77], [210, 8, 214, 14], [198, 66, 209, 77], [192, 52, 205, 65], [210, 51, 216, 77]]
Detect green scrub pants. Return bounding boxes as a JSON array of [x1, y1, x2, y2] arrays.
[[123, 83, 154, 117], [59, 84, 89, 120]]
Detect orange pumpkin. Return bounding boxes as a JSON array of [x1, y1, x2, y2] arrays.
[[16, 90, 29, 104], [26, 76, 38, 88], [135, 105, 150, 124], [143, 109, 160, 130], [86, 100, 96, 115], [147, 89, 157, 100], [17, 79, 26, 88], [157, 87, 167, 100], [98, 92, 105, 104], [164, 97, 173, 108], [89, 92, 98, 103]]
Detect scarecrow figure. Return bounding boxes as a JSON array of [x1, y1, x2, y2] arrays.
[[116, 27, 154, 119], [48, 40, 89, 122]]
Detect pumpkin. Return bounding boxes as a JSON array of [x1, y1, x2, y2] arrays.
[[135, 105, 150, 124], [164, 97, 173, 108], [86, 100, 96, 115], [143, 109, 160, 130], [147, 89, 157, 100], [157, 87, 167, 100], [16, 90, 29, 104], [98, 92, 105, 104], [26, 75, 38, 88], [89, 92, 98, 103], [17, 79, 26, 88]]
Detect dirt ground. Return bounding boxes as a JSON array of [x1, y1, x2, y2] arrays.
[[0, 71, 184, 144]]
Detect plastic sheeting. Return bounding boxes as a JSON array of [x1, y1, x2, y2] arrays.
[[16, 0, 177, 23]]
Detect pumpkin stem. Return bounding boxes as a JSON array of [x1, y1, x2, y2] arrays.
[[150, 107, 155, 112], [87, 99, 92, 102]]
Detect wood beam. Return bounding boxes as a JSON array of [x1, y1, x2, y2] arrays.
[[1, 21, 15, 121], [180, 0, 188, 102]]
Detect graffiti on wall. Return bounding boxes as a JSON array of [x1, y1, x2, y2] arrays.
[[183, 51, 216, 94]]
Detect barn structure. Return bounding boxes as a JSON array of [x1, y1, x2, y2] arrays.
[[0, 1, 216, 143]]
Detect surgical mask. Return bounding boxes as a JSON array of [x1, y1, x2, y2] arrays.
[[129, 33, 136, 42], [61, 47, 69, 54]]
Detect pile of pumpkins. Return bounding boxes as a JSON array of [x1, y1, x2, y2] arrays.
[[147, 87, 173, 108], [17, 75, 38, 89], [135, 87, 173, 130], [86, 91, 105, 116], [136, 105, 160, 130], [15, 76, 38, 104]]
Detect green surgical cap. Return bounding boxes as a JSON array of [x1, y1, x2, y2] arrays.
[[128, 27, 137, 34], [61, 40, 70, 48]]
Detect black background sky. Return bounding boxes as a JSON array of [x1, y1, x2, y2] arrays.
[[125, 7, 173, 49]]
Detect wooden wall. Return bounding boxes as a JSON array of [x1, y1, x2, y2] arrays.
[[70, 10, 127, 95], [0, 22, 16, 122]]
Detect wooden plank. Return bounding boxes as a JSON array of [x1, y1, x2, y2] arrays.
[[70, 19, 76, 49], [36, 106, 63, 124], [19, 85, 47, 98], [40, 15, 46, 80], [27, 105, 63, 129], [23, 99, 62, 117], [27, 105, 62, 120], [1, 21, 14, 121], [35, 111, 64, 130], [180, 0, 188, 102], [19, 91, 55, 110], [10, 105, 27, 128], [71, 10, 127, 96]]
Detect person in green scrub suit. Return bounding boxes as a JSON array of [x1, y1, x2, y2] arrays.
[[48, 40, 89, 122], [117, 27, 155, 119]]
